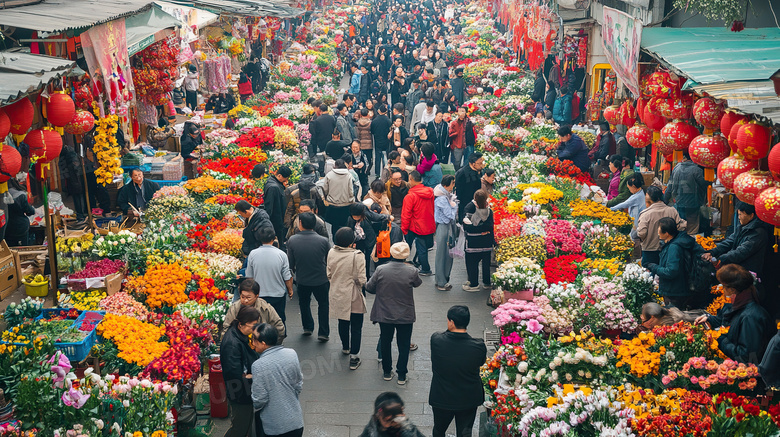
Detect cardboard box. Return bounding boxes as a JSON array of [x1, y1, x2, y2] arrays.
[[0, 241, 20, 300], [66, 272, 123, 296]]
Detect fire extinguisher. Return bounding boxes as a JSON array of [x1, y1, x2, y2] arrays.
[[208, 355, 228, 418]]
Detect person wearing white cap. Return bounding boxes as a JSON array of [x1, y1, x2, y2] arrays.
[[365, 242, 422, 385]]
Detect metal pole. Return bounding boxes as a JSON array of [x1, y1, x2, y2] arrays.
[[42, 176, 58, 306]]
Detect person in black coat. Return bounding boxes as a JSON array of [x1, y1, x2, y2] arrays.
[[703, 202, 768, 279], [5, 178, 35, 247], [426, 111, 449, 165], [450, 68, 465, 105], [359, 64, 371, 104], [543, 82, 557, 117], [309, 105, 337, 157], [235, 200, 272, 257], [462, 190, 494, 292], [371, 105, 393, 177], [454, 152, 484, 221], [221, 306, 261, 437], [531, 68, 546, 103], [180, 121, 202, 160], [326, 129, 350, 160], [429, 306, 487, 437], [116, 168, 160, 216], [58, 143, 88, 222], [264, 166, 291, 249], [696, 264, 776, 364], [647, 217, 700, 309]]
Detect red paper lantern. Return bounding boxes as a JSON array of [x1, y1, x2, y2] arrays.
[[720, 112, 748, 137], [6, 98, 34, 136], [64, 110, 95, 135], [755, 186, 780, 227], [647, 71, 679, 98], [660, 121, 699, 151], [627, 124, 652, 149], [603, 105, 620, 125], [45, 93, 76, 127], [693, 98, 724, 129], [769, 143, 780, 182], [733, 171, 775, 205], [636, 98, 648, 120], [660, 98, 691, 120], [727, 119, 748, 153], [0, 144, 22, 183], [736, 122, 771, 160], [689, 134, 730, 168], [647, 97, 667, 116], [717, 155, 757, 190], [25, 129, 63, 163], [642, 105, 666, 131], [0, 109, 9, 139], [619, 101, 636, 127]]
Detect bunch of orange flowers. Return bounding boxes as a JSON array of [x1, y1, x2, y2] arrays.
[[97, 314, 168, 366], [183, 175, 230, 197], [616, 332, 663, 378], [135, 263, 192, 309]]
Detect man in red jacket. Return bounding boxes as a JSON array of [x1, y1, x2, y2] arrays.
[[402, 170, 436, 276]]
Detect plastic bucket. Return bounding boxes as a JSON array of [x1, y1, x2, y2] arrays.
[[24, 280, 48, 297]]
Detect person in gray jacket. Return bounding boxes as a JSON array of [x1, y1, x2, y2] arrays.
[[251, 323, 304, 437], [663, 151, 709, 235], [365, 242, 422, 385]]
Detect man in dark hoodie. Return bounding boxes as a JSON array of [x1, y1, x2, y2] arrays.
[[531, 68, 546, 104], [556, 125, 590, 174], [235, 200, 272, 257], [309, 103, 337, 157], [359, 64, 371, 104], [264, 166, 292, 249], [450, 68, 465, 105]]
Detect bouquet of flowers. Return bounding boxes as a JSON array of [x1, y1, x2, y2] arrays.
[[543, 254, 585, 285], [544, 219, 584, 256], [496, 235, 546, 264], [581, 223, 634, 260], [492, 257, 547, 295], [490, 298, 546, 335], [581, 276, 637, 333], [93, 231, 138, 259], [621, 263, 657, 317]]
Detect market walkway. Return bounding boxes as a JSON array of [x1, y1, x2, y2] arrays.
[[213, 247, 495, 437]]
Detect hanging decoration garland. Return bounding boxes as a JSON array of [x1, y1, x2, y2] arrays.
[[94, 112, 122, 185]]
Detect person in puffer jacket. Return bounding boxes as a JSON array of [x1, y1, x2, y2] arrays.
[[401, 171, 436, 276], [317, 159, 361, 237]]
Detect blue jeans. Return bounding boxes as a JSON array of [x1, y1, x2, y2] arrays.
[[463, 145, 474, 165], [405, 231, 433, 273]]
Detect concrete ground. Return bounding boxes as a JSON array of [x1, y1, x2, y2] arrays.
[[213, 247, 496, 437]]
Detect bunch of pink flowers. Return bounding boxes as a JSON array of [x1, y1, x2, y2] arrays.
[[491, 299, 546, 334], [544, 219, 584, 255]]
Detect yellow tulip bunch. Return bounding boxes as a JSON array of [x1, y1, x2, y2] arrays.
[[94, 114, 123, 185]]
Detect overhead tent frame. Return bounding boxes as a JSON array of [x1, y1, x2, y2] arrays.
[[126, 5, 184, 56], [640, 27, 780, 123], [0, 51, 76, 105], [165, 0, 304, 19], [154, 0, 220, 29], [0, 0, 155, 33]]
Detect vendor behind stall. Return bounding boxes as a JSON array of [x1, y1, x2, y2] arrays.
[[180, 122, 202, 161], [116, 168, 160, 217], [5, 175, 35, 246], [205, 91, 236, 114]]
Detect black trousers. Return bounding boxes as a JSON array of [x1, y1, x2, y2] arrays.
[[262, 295, 287, 324], [298, 282, 330, 337], [225, 401, 253, 437], [86, 171, 111, 212], [379, 323, 413, 375], [185, 90, 198, 111], [432, 407, 478, 437], [338, 313, 364, 354], [465, 251, 492, 287]]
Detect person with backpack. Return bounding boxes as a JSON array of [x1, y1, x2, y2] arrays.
[[347, 202, 391, 278], [236, 200, 272, 258], [645, 217, 700, 309], [635, 186, 687, 266], [552, 86, 573, 126]]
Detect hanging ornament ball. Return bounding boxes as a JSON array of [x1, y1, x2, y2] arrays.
[[769, 143, 780, 182], [733, 171, 775, 205], [728, 118, 749, 153], [619, 101, 636, 127], [64, 110, 96, 135], [0, 109, 10, 139], [736, 122, 771, 161], [717, 155, 757, 191], [7, 98, 34, 135], [643, 105, 667, 131], [720, 112, 749, 137], [693, 97, 724, 129], [603, 105, 620, 126], [25, 129, 63, 164], [689, 134, 730, 168], [660, 121, 699, 151], [754, 186, 780, 228], [45, 93, 76, 127], [0, 144, 23, 184], [627, 124, 652, 149]]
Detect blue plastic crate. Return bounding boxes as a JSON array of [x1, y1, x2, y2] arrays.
[[94, 216, 122, 228], [54, 319, 97, 362], [156, 176, 188, 187]]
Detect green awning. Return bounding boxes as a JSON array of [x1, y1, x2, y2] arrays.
[[126, 5, 182, 56], [641, 27, 780, 86]]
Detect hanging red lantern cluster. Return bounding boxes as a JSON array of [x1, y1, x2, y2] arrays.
[[736, 122, 771, 160], [618, 101, 636, 127], [717, 155, 757, 190], [721, 111, 749, 137], [755, 186, 780, 231], [660, 98, 691, 120], [25, 128, 63, 164], [689, 134, 730, 168], [627, 124, 652, 149], [769, 143, 780, 182], [727, 119, 749, 152], [603, 105, 620, 126], [0, 109, 9, 139], [733, 171, 775, 205], [65, 110, 96, 135], [642, 105, 666, 131], [660, 121, 699, 151], [693, 98, 724, 129], [646, 71, 680, 98], [6, 98, 34, 137], [0, 144, 22, 184], [45, 93, 76, 127]]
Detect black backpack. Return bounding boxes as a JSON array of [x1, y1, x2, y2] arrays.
[[687, 250, 717, 295]]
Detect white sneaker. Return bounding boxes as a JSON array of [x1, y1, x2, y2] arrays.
[[462, 283, 480, 292]]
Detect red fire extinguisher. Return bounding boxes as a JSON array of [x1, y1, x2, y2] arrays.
[[209, 355, 228, 418]]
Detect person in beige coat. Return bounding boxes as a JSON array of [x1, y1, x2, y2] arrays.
[[327, 227, 367, 371], [363, 179, 391, 215], [224, 279, 286, 341], [635, 186, 687, 267]]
